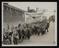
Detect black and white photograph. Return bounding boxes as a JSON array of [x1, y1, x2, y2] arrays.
[[2, 2, 57, 46]]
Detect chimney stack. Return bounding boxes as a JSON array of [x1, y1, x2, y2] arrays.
[[36, 8, 39, 12], [28, 6, 30, 12]]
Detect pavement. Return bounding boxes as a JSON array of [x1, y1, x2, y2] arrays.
[[2, 21, 57, 46], [16, 21, 56, 46]]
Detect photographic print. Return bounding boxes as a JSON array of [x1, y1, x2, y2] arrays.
[[2, 2, 57, 46]]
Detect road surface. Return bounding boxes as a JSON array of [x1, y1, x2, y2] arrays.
[[2, 21, 57, 46], [15, 21, 56, 46]]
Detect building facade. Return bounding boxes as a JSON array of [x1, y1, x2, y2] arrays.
[[24, 10, 47, 24], [3, 3, 25, 27], [3, 3, 47, 26]]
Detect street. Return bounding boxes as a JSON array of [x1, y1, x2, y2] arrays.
[[15, 21, 56, 46], [2, 20, 57, 46]]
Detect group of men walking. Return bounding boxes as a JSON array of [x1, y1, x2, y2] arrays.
[[3, 20, 50, 45]]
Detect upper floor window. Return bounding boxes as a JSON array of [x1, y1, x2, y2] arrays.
[[3, 6, 7, 11]]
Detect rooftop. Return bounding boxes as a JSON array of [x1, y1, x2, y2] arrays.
[[3, 3, 25, 12]]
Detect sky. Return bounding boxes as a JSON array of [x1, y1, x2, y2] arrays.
[[7, 2, 57, 11], [3, 2, 57, 19]]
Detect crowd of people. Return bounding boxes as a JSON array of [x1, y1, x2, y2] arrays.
[[2, 19, 50, 45]]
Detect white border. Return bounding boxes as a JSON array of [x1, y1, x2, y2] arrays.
[[2, 2, 57, 46], [2, 2, 3, 43]]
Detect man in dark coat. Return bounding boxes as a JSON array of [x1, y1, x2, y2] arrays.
[[13, 27, 19, 44], [46, 22, 49, 32]]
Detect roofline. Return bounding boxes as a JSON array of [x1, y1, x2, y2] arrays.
[[3, 3, 25, 12]]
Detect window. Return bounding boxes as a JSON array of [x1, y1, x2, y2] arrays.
[[4, 6, 7, 10]]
